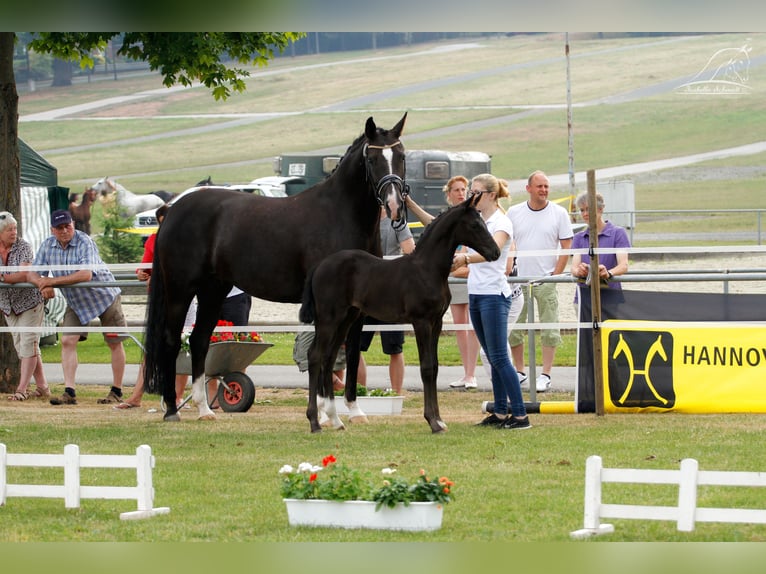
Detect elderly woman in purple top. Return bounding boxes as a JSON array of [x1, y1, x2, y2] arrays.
[[570, 192, 631, 302]]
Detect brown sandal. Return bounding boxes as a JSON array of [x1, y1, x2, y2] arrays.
[[34, 386, 51, 399], [8, 391, 29, 401]]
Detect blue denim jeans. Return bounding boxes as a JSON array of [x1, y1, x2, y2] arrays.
[[469, 293, 526, 418]]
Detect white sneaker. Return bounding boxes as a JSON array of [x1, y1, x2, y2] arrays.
[[464, 376, 477, 390], [536, 374, 551, 392], [518, 372, 529, 390], [449, 379, 466, 388]]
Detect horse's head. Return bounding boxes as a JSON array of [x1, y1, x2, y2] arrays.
[[456, 194, 500, 263], [363, 113, 408, 229], [89, 176, 116, 197]]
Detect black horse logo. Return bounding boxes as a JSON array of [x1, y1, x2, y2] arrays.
[[608, 331, 675, 409]]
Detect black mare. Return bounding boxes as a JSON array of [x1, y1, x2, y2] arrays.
[[299, 193, 500, 433], [143, 114, 409, 421]]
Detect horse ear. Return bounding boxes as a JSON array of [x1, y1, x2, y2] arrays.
[[365, 117, 377, 140], [469, 193, 481, 208], [391, 112, 407, 138]]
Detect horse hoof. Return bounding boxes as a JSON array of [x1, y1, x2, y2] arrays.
[[431, 421, 447, 434], [198, 413, 217, 421], [348, 415, 369, 425], [163, 413, 181, 422], [311, 426, 323, 434]]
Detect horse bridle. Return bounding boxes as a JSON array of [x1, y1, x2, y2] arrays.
[[363, 141, 409, 231]]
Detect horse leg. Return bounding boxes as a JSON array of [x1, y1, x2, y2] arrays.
[[342, 315, 368, 424], [415, 321, 448, 433], [192, 375, 216, 421], [188, 294, 226, 421], [307, 324, 344, 432]]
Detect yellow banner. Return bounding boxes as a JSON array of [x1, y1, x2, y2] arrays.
[[600, 321, 766, 413]]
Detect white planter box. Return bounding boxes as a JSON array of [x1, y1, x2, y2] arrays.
[[330, 395, 404, 416], [283, 499, 443, 531]]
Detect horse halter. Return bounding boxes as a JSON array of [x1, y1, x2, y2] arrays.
[[363, 141, 409, 231]]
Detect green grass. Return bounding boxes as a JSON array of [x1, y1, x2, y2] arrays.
[[2, 388, 765, 542], [18, 32, 766, 205], [40, 331, 579, 367]]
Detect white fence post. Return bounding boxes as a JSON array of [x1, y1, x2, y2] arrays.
[[572, 455, 615, 538], [677, 458, 699, 532], [0, 443, 6, 506], [64, 444, 80, 509]]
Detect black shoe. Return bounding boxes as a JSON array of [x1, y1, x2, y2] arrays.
[[50, 392, 77, 405], [501, 416, 531, 430], [475, 414, 508, 427]]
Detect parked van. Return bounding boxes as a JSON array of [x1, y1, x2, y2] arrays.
[[274, 149, 492, 217]]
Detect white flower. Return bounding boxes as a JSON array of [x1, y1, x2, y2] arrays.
[[278, 465, 294, 475], [381, 468, 397, 475], [297, 462, 314, 473], [311, 465, 322, 473]]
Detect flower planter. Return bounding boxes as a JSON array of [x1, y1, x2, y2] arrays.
[[330, 395, 404, 416], [283, 499, 443, 531]]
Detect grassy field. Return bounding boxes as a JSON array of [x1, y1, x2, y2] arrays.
[[2, 385, 766, 543], [5, 33, 766, 545], [19, 33, 766, 207], [39, 331, 579, 367]]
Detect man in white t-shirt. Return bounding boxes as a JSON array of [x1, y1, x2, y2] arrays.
[[506, 171, 573, 392]]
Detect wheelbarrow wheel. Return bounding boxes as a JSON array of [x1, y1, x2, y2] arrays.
[[217, 371, 255, 413]]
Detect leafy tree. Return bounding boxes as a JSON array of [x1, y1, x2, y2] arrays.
[[0, 31, 303, 392], [96, 205, 144, 264]]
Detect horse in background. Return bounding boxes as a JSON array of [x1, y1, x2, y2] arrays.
[[89, 176, 166, 217], [143, 114, 409, 422], [300, 194, 500, 434], [69, 187, 98, 235]]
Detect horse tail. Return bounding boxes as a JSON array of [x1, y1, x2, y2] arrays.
[[298, 268, 316, 324], [143, 256, 168, 395]]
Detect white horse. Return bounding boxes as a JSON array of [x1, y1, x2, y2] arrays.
[[89, 176, 165, 217]]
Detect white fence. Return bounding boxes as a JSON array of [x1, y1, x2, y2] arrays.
[[571, 455, 766, 538], [0, 443, 169, 520]]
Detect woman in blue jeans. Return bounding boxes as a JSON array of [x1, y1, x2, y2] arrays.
[[451, 174, 530, 430]]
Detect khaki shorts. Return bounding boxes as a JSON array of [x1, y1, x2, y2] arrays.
[[508, 282, 562, 348], [293, 328, 347, 372], [5, 303, 44, 358], [63, 295, 127, 343]]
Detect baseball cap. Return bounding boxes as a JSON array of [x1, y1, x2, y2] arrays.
[[51, 210, 73, 227]]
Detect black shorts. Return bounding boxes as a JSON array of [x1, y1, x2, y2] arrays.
[[220, 292, 252, 326], [359, 316, 404, 355]]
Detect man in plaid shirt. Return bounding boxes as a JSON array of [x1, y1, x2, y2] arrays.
[[30, 210, 127, 406]]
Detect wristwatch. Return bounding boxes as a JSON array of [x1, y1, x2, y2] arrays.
[[607, 270, 613, 279]]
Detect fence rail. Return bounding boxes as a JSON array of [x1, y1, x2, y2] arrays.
[[0, 443, 170, 520]]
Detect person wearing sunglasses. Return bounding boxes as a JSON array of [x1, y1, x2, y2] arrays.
[[452, 174, 530, 430]]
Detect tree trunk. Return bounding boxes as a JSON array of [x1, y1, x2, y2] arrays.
[[52, 57, 72, 87], [0, 32, 22, 393]]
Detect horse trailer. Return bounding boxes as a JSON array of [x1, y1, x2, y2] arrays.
[[273, 149, 492, 217]]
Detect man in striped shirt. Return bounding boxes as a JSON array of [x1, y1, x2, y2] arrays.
[[30, 210, 127, 406]]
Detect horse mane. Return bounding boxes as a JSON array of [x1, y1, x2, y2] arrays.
[[326, 132, 367, 179], [416, 204, 460, 245]]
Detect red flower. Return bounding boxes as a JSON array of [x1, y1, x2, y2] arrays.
[[309, 473, 317, 482], [322, 455, 337, 467]]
